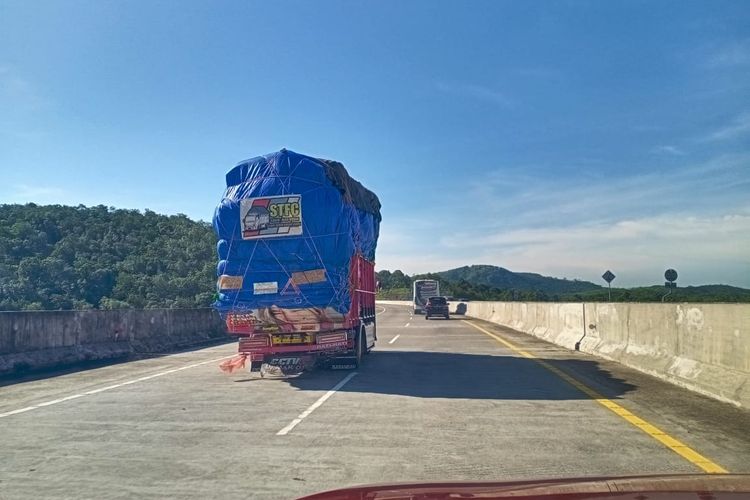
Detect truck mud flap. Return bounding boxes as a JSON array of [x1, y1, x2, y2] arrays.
[[263, 355, 314, 375], [326, 356, 358, 370]]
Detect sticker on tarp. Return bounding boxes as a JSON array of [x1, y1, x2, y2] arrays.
[[218, 275, 243, 290], [240, 195, 302, 240], [291, 269, 327, 285], [253, 281, 278, 295]]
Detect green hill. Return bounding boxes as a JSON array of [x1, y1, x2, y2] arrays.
[[378, 265, 750, 303], [437, 264, 600, 294], [0, 204, 216, 310]]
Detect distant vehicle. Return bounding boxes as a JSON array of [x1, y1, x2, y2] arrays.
[[425, 296, 450, 320], [455, 302, 467, 315], [413, 279, 439, 314]]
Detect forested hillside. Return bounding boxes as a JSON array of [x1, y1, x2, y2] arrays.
[[2, 204, 747, 311], [377, 268, 750, 303], [438, 265, 600, 294], [0, 204, 215, 310], [377, 270, 581, 301]]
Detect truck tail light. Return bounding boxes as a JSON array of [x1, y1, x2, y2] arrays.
[[317, 332, 347, 345], [239, 336, 270, 350]]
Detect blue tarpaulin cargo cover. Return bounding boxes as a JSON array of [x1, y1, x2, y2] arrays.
[[212, 149, 381, 317]]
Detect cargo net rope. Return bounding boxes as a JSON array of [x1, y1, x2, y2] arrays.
[[213, 150, 380, 372]]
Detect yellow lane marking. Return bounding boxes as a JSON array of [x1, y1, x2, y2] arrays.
[[462, 320, 728, 474]]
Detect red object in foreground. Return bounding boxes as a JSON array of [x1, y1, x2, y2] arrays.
[[218, 354, 247, 374], [296, 474, 750, 500]]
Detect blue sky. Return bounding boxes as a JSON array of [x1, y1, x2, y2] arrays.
[[1, 0, 748, 287]]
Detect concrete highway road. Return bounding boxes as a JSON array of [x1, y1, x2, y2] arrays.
[[2, 304, 749, 499]]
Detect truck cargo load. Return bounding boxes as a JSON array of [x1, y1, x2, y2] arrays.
[[213, 149, 381, 374]]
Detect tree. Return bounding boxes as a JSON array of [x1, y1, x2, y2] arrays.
[[0, 204, 217, 310]]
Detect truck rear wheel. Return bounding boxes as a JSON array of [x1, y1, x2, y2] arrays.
[[355, 327, 365, 367], [365, 324, 373, 355]]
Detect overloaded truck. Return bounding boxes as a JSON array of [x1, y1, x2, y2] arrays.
[[213, 149, 381, 375]]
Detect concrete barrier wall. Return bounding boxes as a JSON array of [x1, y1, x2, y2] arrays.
[[376, 300, 412, 307], [465, 301, 750, 408], [376, 300, 464, 313], [0, 308, 227, 375]]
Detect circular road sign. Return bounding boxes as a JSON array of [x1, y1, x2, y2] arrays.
[[664, 269, 678, 282]]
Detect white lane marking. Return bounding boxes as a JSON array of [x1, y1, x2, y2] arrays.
[[0, 354, 234, 419], [276, 372, 358, 436], [404, 322, 410, 327], [388, 334, 400, 344], [376, 306, 387, 316], [35, 394, 84, 406], [0, 406, 36, 416]]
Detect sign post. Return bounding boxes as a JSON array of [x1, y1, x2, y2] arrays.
[[662, 269, 678, 302], [602, 270, 616, 302]]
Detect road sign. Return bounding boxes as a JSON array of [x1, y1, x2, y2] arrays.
[[602, 270, 616, 283], [662, 269, 678, 302], [601, 270, 616, 302]]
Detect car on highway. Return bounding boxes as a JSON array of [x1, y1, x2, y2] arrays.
[[424, 296, 450, 320]]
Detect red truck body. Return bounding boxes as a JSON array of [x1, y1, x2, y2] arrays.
[[222, 254, 376, 373]]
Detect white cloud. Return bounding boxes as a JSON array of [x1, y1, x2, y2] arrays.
[[0, 65, 47, 110], [705, 112, 750, 141], [653, 145, 686, 156], [512, 67, 562, 79], [479, 213, 750, 286], [381, 212, 750, 287], [435, 81, 514, 108], [450, 152, 749, 231], [0, 65, 50, 141], [706, 38, 750, 68], [6, 184, 66, 203]]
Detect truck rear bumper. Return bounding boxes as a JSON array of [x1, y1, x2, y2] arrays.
[[425, 309, 450, 317], [239, 341, 350, 355], [238, 336, 352, 356]]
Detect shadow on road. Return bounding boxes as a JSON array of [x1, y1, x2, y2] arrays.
[[287, 350, 636, 401], [0, 338, 233, 388]]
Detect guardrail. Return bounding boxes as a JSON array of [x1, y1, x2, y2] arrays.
[[465, 301, 750, 408], [0, 308, 227, 375]]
